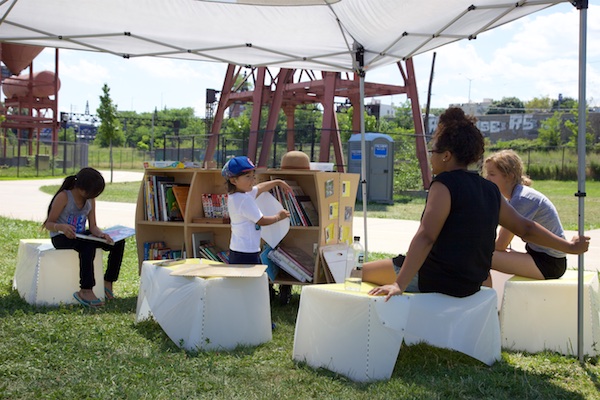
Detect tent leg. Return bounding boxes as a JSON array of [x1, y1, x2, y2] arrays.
[[575, 1, 588, 364], [359, 73, 368, 259]]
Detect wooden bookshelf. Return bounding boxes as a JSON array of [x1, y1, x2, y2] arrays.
[[135, 167, 359, 285]]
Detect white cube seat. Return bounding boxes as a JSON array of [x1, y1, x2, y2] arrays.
[[135, 260, 272, 351], [293, 283, 500, 382], [500, 269, 600, 356], [13, 239, 104, 306]]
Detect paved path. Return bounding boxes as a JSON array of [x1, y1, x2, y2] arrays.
[[1, 169, 598, 272]]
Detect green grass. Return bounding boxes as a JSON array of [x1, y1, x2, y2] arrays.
[[1, 217, 599, 399]]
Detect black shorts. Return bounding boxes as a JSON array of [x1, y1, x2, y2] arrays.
[[526, 244, 567, 279]]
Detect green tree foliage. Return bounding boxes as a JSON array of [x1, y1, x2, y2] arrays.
[[389, 100, 415, 132], [486, 97, 525, 114], [564, 109, 595, 147], [552, 96, 578, 111], [537, 111, 564, 147], [96, 84, 124, 148], [525, 96, 553, 113]]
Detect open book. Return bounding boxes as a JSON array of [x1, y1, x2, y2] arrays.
[[74, 225, 136, 245]]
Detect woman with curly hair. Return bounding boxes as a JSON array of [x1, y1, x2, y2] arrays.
[[365, 107, 589, 300]]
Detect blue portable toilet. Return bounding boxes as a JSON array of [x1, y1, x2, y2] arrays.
[[348, 132, 394, 204]]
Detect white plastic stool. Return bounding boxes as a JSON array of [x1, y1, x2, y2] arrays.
[[136, 260, 272, 351], [293, 284, 500, 382], [13, 239, 104, 306], [500, 270, 600, 356]]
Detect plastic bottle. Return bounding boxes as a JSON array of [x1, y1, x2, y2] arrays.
[[345, 236, 364, 291]]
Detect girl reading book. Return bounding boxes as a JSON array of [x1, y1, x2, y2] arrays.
[[43, 167, 126, 307]]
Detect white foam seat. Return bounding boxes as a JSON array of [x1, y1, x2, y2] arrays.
[[293, 283, 500, 382], [135, 260, 272, 351], [13, 239, 104, 306], [500, 270, 600, 356]]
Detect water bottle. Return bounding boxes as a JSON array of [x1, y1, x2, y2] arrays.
[[345, 236, 364, 291]]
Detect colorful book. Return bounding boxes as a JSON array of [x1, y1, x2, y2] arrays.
[[172, 185, 190, 219], [164, 184, 183, 221], [74, 225, 135, 245]]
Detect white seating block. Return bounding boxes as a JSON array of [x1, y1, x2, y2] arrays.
[[293, 284, 500, 382], [500, 270, 600, 356], [136, 260, 272, 351], [13, 239, 104, 306]]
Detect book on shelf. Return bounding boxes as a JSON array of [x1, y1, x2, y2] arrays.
[[296, 195, 318, 226], [144, 176, 156, 221], [260, 244, 280, 281], [172, 185, 190, 219], [267, 249, 308, 282], [73, 225, 135, 245], [269, 185, 316, 227], [164, 183, 184, 221], [153, 176, 175, 221], [143, 241, 181, 260], [192, 232, 228, 263], [278, 245, 315, 278], [267, 246, 313, 283], [201, 193, 229, 219]]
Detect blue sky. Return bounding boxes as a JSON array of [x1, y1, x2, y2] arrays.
[[30, 2, 600, 118]]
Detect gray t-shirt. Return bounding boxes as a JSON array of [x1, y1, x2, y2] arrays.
[[49, 190, 92, 237], [510, 184, 565, 258]]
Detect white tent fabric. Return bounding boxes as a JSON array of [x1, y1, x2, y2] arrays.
[[0, 0, 567, 73], [0, 0, 589, 361]]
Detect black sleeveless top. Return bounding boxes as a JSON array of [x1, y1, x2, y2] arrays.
[[418, 170, 501, 297]]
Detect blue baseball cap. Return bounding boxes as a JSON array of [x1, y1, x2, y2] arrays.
[[222, 156, 256, 178]]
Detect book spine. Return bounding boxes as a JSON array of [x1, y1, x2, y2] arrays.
[[288, 192, 308, 226]]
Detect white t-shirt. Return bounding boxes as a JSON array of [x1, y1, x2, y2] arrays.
[[227, 187, 263, 253]]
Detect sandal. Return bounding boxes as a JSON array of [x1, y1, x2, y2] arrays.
[[73, 292, 104, 307], [104, 287, 115, 300]]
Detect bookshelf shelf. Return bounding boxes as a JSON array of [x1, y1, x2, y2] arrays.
[[135, 168, 359, 284]]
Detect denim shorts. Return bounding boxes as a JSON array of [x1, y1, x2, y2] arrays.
[[392, 254, 420, 293]]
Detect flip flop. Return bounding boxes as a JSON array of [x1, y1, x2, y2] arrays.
[[73, 292, 104, 307], [104, 287, 115, 300]]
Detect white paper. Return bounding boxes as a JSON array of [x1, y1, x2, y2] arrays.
[[255, 192, 290, 248]]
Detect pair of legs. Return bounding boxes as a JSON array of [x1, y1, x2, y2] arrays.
[[484, 245, 566, 286], [51, 233, 126, 304], [362, 255, 420, 292]]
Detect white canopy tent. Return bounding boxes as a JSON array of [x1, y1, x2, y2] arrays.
[[0, 0, 590, 361]]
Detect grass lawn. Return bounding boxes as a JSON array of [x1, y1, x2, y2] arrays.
[[1, 217, 599, 399]]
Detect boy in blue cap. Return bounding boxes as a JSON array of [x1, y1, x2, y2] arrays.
[[222, 156, 291, 265]]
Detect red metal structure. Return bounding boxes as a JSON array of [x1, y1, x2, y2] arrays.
[[0, 44, 60, 158], [204, 59, 431, 188]]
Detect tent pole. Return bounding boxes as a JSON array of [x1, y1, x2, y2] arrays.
[[575, 0, 588, 364], [359, 73, 368, 258]]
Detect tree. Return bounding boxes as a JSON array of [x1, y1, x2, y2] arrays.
[[552, 96, 578, 111], [525, 96, 553, 113], [537, 111, 564, 148], [96, 83, 124, 182], [486, 97, 525, 114], [564, 109, 595, 148]]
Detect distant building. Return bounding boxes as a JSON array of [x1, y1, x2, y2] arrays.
[[450, 98, 494, 116]]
